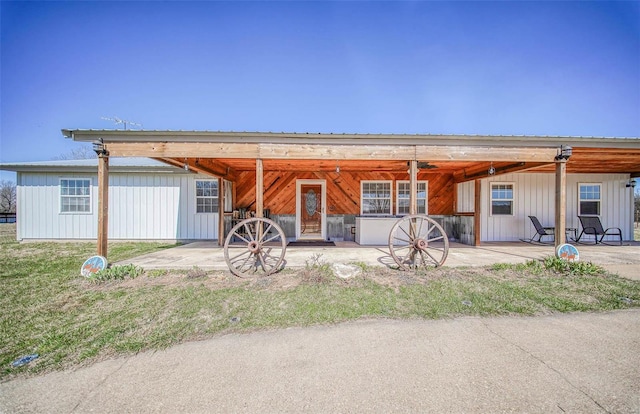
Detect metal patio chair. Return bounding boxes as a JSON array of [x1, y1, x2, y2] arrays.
[[576, 215, 622, 245], [524, 216, 555, 243]]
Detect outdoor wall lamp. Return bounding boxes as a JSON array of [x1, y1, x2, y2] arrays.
[[488, 162, 496, 176], [626, 178, 637, 188], [92, 138, 108, 156], [555, 145, 572, 161]]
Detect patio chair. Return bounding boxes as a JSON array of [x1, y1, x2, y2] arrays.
[[524, 216, 555, 243], [576, 215, 622, 245]]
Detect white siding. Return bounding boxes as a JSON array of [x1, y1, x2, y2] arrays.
[[456, 172, 633, 242], [16, 172, 219, 241], [456, 181, 475, 213]]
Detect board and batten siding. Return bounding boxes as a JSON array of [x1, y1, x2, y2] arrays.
[[456, 173, 634, 242], [16, 172, 219, 241]]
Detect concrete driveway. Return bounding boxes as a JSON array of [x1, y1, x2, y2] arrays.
[[1, 310, 639, 413], [118, 241, 640, 280]]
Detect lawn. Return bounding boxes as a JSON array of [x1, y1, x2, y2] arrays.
[[1, 223, 639, 381]]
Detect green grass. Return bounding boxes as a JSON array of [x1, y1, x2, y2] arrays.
[[1, 223, 639, 381]]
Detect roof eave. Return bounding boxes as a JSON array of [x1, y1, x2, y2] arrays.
[[61, 129, 640, 149]]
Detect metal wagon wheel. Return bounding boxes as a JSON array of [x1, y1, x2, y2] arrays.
[[388, 215, 449, 270], [224, 217, 287, 277]]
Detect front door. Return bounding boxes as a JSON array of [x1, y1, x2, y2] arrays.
[[297, 180, 325, 240]]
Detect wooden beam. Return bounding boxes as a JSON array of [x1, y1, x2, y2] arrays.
[[453, 162, 552, 182], [156, 157, 238, 181], [110, 142, 558, 163], [256, 159, 264, 218], [97, 154, 109, 259], [259, 143, 416, 160], [192, 159, 238, 181], [474, 179, 481, 246], [108, 142, 259, 158], [416, 146, 557, 162], [218, 178, 224, 247], [554, 159, 567, 248], [453, 182, 458, 214], [409, 160, 417, 215]]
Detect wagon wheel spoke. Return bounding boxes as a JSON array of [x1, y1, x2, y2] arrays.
[[398, 225, 414, 242], [389, 214, 449, 270], [224, 217, 287, 277], [258, 223, 274, 243]]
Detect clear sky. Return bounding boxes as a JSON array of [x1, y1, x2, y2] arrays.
[[1, 1, 639, 182]]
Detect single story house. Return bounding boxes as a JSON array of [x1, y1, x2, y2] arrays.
[[1, 131, 638, 253]]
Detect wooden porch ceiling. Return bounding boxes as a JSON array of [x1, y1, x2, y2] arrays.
[[125, 145, 639, 183], [160, 151, 640, 184]]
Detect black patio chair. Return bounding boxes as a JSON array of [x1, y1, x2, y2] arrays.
[[576, 215, 622, 245], [524, 215, 555, 243]]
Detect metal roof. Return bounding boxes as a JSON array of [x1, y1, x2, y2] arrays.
[[0, 157, 188, 173], [61, 129, 640, 148]]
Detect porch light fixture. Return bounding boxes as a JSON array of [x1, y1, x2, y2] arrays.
[[183, 158, 189, 171], [336, 164, 340, 174], [626, 179, 637, 188], [92, 138, 108, 156], [488, 162, 495, 176], [555, 145, 572, 161]]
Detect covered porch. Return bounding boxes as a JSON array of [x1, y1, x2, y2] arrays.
[[115, 240, 640, 280], [62, 130, 640, 268]]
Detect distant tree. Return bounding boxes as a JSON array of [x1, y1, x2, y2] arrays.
[[53, 145, 96, 160], [0, 180, 17, 213]]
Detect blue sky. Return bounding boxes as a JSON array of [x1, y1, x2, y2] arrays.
[[1, 1, 639, 182]]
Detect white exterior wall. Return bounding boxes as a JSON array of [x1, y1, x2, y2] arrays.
[[456, 173, 634, 242], [16, 172, 219, 240], [456, 181, 475, 213]]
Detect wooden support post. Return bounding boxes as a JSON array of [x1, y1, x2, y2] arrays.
[[218, 178, 224, 247], [256, 159, 264, 218], [409, 160, 418, 215], [97, 154, 109, 258], [554, 159, 567, 248], [453, 182, 458, 214], [474, 179, 481, 246]]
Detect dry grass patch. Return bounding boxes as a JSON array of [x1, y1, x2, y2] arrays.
[[2, 223, 639, 382]]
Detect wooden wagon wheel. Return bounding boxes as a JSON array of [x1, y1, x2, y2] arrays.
[[388, 215, 449, 270], [224, 217, 287, 277]]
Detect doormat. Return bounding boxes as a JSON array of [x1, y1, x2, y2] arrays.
[[287, 241, 336, 247]]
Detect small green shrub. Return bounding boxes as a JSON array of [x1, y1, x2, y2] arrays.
[[87, 264, 144, 283], [543, 256, 604, 276], [302, 253, 334, 284]]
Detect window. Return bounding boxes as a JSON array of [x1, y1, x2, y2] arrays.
[[196, 180, 219, 213], [396, 181, 428, 215], [490, 183, 514, 215], [60, 179, 91, 213], [361, 181, 392, 215], [578, 183, 601, 215]]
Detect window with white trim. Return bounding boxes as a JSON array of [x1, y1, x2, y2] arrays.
[[196, 180, 219, 213], [396, 181, 428, 215], [361, 181, 392, 215], [60, 178, 91, 213], [578, 183, 601, 216], [490, 183, 514, 215]]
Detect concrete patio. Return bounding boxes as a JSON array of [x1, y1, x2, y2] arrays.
[[117, 240, 640, 280]]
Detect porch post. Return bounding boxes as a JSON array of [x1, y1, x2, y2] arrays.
[[474, 179, 481, 246], [97, 153, 109, 258], [256, 159, 264, 218], [218, 178, 224, 246], [554, 159, 567, 247], [409, 160, 418, 215]]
